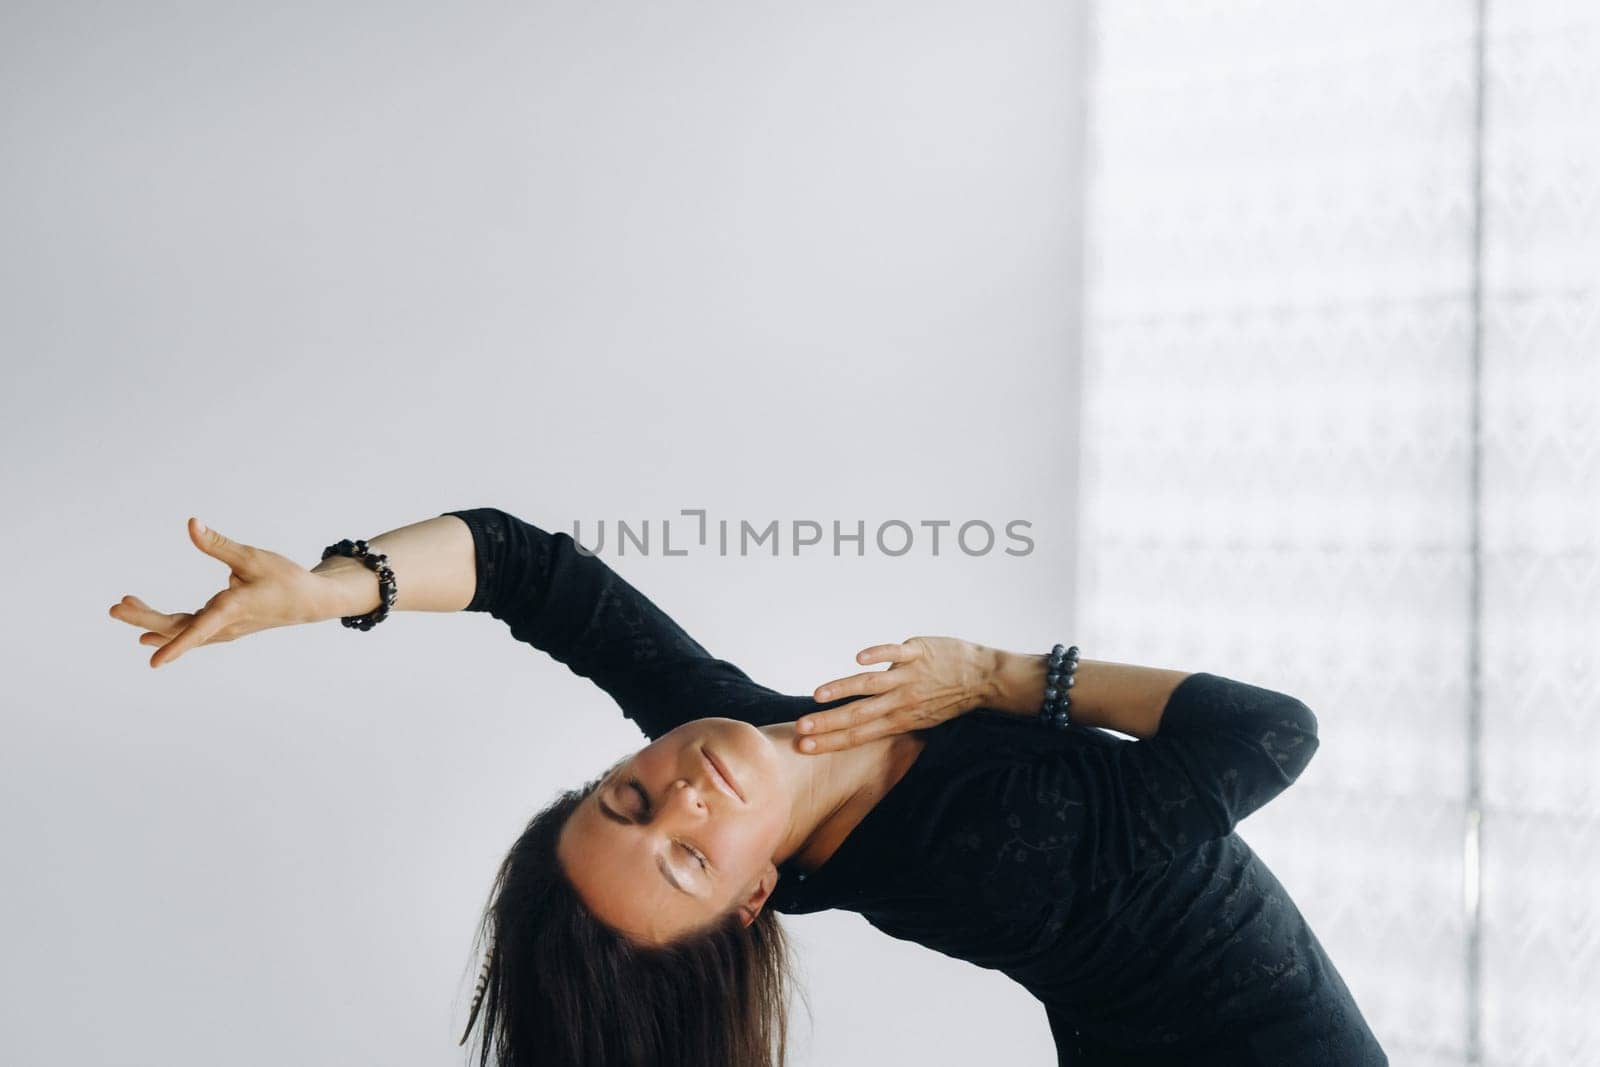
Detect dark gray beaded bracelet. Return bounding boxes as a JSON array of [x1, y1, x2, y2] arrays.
[[319, 538, 398, 631], [1039, 643, 1080, 729]]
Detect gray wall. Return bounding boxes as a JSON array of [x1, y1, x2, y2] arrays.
[[0, 2, 1084, 1063]]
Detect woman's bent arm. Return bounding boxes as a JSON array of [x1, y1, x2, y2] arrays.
[[965, 653, 1321, 891], [981, 652, 1192, 740]]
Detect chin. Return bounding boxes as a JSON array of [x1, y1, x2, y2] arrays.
[[697, 718, 778, 796]]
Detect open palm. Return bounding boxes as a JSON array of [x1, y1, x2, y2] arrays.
[[108, 517, 328, 669]]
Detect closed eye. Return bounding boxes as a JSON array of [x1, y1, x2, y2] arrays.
[[628, 778, 652, 816], [626, 777, 709, 871]]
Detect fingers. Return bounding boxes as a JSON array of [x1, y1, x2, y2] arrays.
[[141, 626, 234, 648], [855, 641, 921, 666], [811, 641, 922, 699], [110, 596, 204, 661], [188, 517, 256, 575], [812, 669, 897, 704], [149, 600, 232, 669], [795, 691, 900, 752], [799, 640, 925, 751], [108, 596, 189, 635], [794, 697, 904, 754]]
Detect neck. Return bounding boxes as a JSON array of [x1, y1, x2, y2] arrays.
[[756, 721, 924, 872]]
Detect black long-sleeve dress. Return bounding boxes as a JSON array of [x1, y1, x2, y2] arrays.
[[442, 507, 1389, 1066]]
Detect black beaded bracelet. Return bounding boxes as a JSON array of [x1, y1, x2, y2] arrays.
[[319, 538, 397, 631], [1039, 643, 1080, 729]]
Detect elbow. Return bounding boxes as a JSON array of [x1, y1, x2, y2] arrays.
[[1297, 698, 1320, 741], [1279, 697, 1321, 781]]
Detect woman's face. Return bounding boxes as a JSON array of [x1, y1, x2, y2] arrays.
[[556, 717, 793, 947]]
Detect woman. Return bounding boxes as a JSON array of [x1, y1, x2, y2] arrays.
[[110, 507, 1388, 1066]]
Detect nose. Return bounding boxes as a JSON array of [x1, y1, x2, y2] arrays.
[[667, 778, 709, 815]]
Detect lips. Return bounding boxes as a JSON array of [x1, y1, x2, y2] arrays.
[[702, 747, 745, 803]]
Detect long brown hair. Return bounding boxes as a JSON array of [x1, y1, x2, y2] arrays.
[[457, 771, 809, 1066]]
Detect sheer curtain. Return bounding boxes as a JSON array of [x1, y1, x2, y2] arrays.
[[1480, 3, 1600, 1064], [1080, 1, 1596, 1064]]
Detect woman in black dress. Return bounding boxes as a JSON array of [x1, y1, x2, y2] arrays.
[[111, 507, 1388, 1066]]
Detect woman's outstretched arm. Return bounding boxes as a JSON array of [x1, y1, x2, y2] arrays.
[[309, 507, 790, 739]]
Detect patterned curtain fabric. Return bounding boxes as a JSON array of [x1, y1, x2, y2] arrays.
[[1080, 2, 1597, 1063], [1480, 3, 1599, 1064]]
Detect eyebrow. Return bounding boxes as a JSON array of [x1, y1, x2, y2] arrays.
[[595, 793, 695, 897]]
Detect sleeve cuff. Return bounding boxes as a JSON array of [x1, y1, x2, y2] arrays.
[[439, 508, 498, 614]]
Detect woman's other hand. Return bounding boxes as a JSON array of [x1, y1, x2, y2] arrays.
[[108, 517, 331, 669], [796, 636, 997, 753]]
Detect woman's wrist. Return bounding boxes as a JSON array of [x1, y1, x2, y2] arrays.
[[307, 557, 382, 623], [957, 645, 1198, 738], [979, 647, 1051, 717]]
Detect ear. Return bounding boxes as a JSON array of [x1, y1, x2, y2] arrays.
[[736, 861, 781, 927]]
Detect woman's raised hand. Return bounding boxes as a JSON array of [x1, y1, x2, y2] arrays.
[[797, 636, 996, 753], [108, 517, 331, 669]]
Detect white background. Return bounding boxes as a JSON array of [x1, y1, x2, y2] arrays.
[[1, 2, 1086, 1064]]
